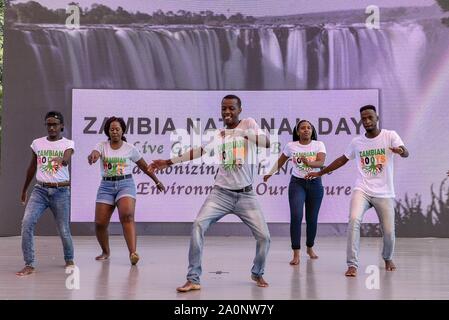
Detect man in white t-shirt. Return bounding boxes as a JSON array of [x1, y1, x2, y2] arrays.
[[150, 95, 271, 291], [306, 105, 409, 277], [16, 111, 75, 276]]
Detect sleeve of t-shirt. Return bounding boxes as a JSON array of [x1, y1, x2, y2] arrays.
[[245, 117, 264, 136], [66, 139, 75, 153], [282, 143, 292, 158], [30, 139, 37, 154], [130, 145, 143, 163], [390, 130, 405, 148], [317, 141, 326, 154], [344, 139, 356, 160]]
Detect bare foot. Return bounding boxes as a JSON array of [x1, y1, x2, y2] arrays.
[[130, 252, 140, 266], [65, 260, 75, 268], [385, 260, 396, 271], [95, 252, 110, 260], [16, 266, 35, 276], [289, 257, 300, 265], [289, 249, 300, 265], [345, 266, 357, 277], [251, 274, 269, 287], [176, 281, 201, 292], [307, 247, 319, 259]]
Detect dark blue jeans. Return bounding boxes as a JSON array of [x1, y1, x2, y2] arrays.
[[288, 176, 324, 250]]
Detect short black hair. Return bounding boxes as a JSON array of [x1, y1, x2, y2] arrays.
[[222, 94, 241, 107], [104, 116, 127, 142], [360, 105, 377, 113], [45, 111, 64, 124]]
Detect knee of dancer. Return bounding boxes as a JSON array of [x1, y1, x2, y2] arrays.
[[257, 232, 271, 244], [383, 228, 395, 238], [290, 215, 303, 223], [21, 218, 36, 233], [265, 235, 272, 244], [119, 213, 134, 223], [95, 220, 109, 230], [348, 216, 363, 226], [192, 219, 209, 233]]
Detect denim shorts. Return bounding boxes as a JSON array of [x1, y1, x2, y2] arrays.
[[96, 177, 136, 205]]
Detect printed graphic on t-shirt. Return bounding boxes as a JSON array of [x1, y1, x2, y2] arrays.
[[37, 150, 64, 174], [292, 151, 316, 174], [103, 157, 127, 176], [219, 139, 246, 171], [359, 148, 386, 176]]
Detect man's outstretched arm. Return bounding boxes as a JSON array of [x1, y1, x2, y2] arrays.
[[305, 155, 349, 179], [149, 147, 205, 172]]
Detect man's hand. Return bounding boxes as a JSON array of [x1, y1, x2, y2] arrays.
[[21, 190, 28, 205], [51, 157, 64, 170], [390, 147, 404, 155], [156, 181, 165, 192]]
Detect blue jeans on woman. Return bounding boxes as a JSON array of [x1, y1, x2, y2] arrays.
[[288, 176, 324, 250], [21, 184, 74, 267]]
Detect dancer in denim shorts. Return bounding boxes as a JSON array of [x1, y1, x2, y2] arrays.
[[264, 120, 326, 265], [88, 116, 164, 265]]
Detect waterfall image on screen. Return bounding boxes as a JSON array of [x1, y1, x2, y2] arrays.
[[4, 1, 449, 235]]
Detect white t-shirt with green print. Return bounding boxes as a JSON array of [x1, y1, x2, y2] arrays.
[[94, 141, 142, 177], [31, 136, 75, 183], [283, 140, 326, 179], [344, 129, 404, 198], [204, 118, 264, 190]]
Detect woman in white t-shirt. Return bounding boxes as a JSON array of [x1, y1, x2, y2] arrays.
[[88, 117, 164, 265], [264, 120, 326, 265]]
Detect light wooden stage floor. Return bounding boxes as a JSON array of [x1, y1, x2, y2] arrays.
[[1, 236, 448, 300]]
